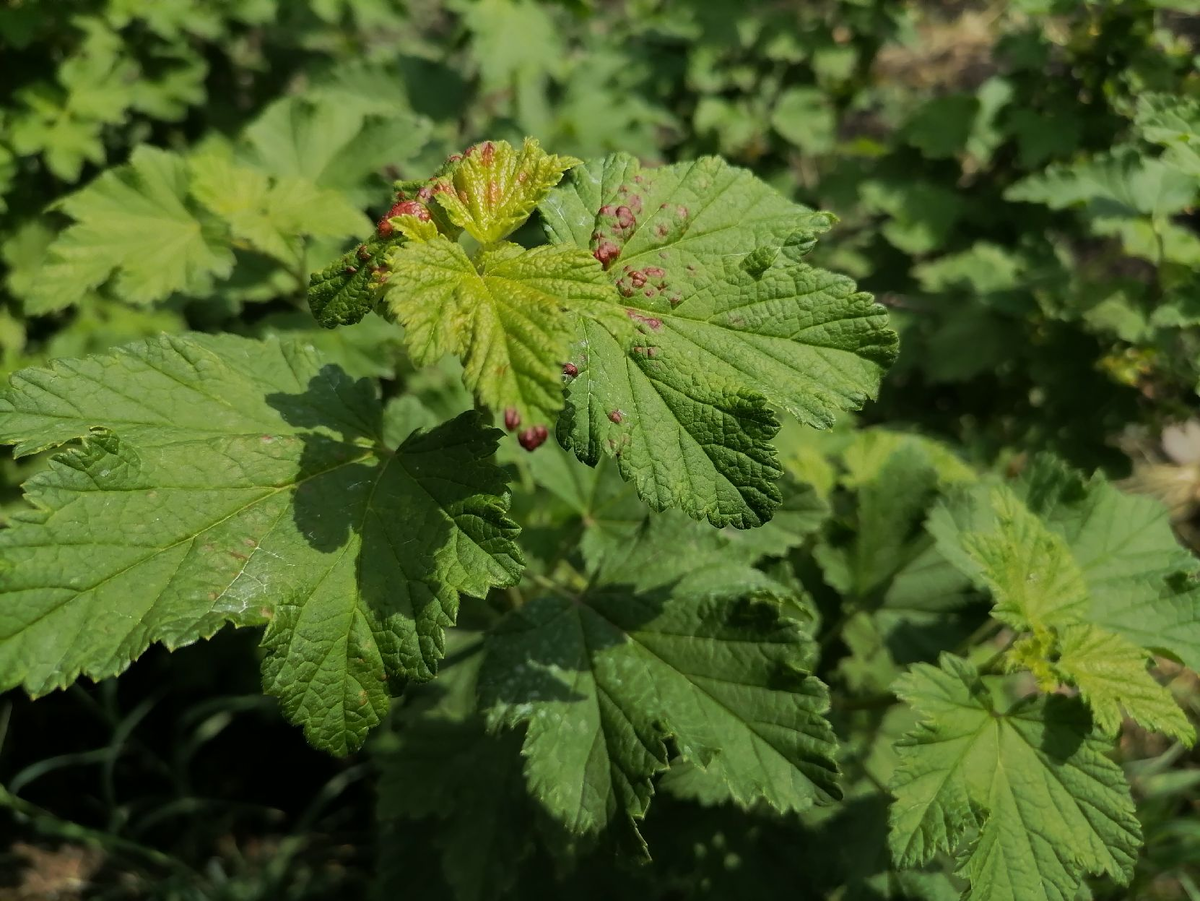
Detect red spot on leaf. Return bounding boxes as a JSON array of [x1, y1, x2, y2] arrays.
[[391, 200, 430, 220], [563, 362, 579, 378], [626, 309, 663, 330], [518, 425, 549, 451], [480, 141, 495, 165], [629, 270, 648, 288], [654, 223, 669, 238], [357, 245, 372, 261], [615, 206, 636, 229], [594, 241, 621, 268], [486, 181, 501, 205], [600, 204, 616, 216], [504, 407, 521, 431], [377, 200, 430, 235], [644, 267, 665, 278], [676, 205, 689, 218], [608, 410, 623, 424], [344, 266, 358, 275]]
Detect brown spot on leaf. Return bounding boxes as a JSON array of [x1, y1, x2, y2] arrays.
[[608, 410, 623, 424], [480, 141, 496, 165]]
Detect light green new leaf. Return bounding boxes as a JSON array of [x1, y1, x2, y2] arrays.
[[0, 334, 522, 754], [1136, 92, 1200, 178], [889, 655, 1142, 901], [386, 238, 618, 432], [242, 94, 430, 206], [190, 148, 367, 264], [433, 137, 579, 243], [1054, 624, 1195, 745], [480, 576, 839, 839], [27, 146, 234, 314], [961, 486, 1089, 632], [543, 153, 896, 527], [930, 461, 1200, 668], [1005, 151, 1195, 220]]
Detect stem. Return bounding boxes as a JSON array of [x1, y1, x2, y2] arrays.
[[0, 785, 199, 882], [955, 618, 1003, 655]]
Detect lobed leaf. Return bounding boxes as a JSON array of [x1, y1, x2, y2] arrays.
[[889, 655, 1142, 901], [0, 334, 523, 754], [543, 153, 896, 527], [433, 137, 580, 244], [480, 561, 838, 841], [385, 239, 619, 439]]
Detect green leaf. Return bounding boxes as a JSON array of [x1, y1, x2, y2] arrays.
[[241, 94, 431, 207], [557, 316, 784, 528], [374, 640, 534, 901], [385, 238, 617, 436], [940, 458, 1200, 672], [1136, 92, 1200, 178], [1005, 151, 1195, 221], [960, 486, 1089, 633], [189, 147, 368, 264], [543, 153, 896, 527], [815, 442, 942, 600], [432, 138, 580, 244], [771, 87, 837, 155], [27, 146, 234, 314], [479, 573, 839, 840], [889, 655, 1142, 901], [1054, 624, 1195, 745], [307, 236, 400, 328], [0, 334, 522, 754]]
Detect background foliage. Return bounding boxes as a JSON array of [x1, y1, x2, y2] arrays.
[[1, 0, 1198, 898]]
